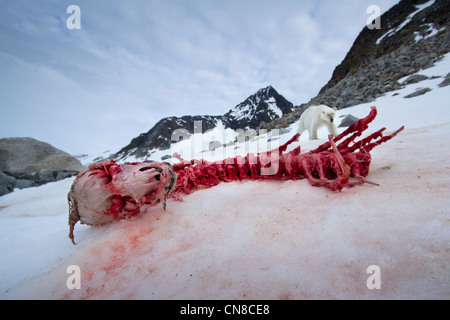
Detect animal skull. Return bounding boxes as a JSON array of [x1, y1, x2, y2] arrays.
[[68, 160, 177, 244]]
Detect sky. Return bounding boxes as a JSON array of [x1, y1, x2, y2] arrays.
[[0, 0, 399, 156]]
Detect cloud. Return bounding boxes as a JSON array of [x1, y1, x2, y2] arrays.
[[0, 0, 400, 155]]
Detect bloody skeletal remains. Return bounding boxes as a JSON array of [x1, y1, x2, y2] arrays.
[[68, 107, 404, 244]]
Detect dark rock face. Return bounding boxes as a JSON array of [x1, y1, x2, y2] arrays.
[[0, 171, 15, 196], [267, 0, 450, 130], [113, 86, 293, 161], [223, 86, 294, 130], [0, 137, 86, 196], [313, 0, 449, 109], [316, 0, 449, 103]]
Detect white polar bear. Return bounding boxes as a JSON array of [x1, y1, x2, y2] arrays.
[[297, 105, 338, 140]]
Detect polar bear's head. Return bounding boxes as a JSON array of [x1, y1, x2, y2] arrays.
[[319, 105, 337, 123]]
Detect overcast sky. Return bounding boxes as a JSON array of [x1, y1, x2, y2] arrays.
[[0, 0, 399, 156]]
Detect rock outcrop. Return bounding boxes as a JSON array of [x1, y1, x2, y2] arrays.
[[314, 0, 449, 109], [0, 137, 86, 196], [268, 0, 449, 130]]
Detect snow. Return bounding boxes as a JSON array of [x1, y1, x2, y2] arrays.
[[266, 97, 283, 118], [415, 0, 436, 12], [376, 0, 436, 45], [414, 23, 440, 42], [1, 54, 449, 300], [227, 88, 285, 123]]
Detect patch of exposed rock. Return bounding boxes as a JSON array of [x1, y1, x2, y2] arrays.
[[0, 137, 86, 196]]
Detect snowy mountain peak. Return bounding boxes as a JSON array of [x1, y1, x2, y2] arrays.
[[224, 85, 293, 130], [111, 86, 294, 162]]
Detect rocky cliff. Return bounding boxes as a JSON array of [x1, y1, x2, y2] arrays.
[[269, 0, 449, 129], [315, 0, 449, 107]]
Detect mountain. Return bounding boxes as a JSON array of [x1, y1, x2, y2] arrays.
[[313, 0, 449, 108], [112, 85, 293, 161], [223, 86, 294, 130], [111, 0, 449, 162], [269, 0, 449, 129], [113, 115, 225, 161]]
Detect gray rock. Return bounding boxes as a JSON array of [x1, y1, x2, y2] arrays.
[[342, 99, 364, 108], [272, 127, 291, 135], [404, 87, 432, 98], [339, 115, 360, 128], [37, 171, 58, 184], [14, 179, 37, 190], [418, 56, 431, 68], [224, 141, 235, 147], [0, 137, 85, 173], [0, 137, 86, 196], [161, 155, 172, 161], [0, 171, 15, 196], [335, 97, 344, 105], [402, 74, 429, 85], [438, 73, 450, 88], [56, 171, 80, 181], [209, 140, 223, 152]]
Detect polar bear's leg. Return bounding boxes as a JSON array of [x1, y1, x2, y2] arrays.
[[297, 121, 306, 135], [297, 118, 307, 140], [328, 123, 338, 137], [309, 123, 319, 140]]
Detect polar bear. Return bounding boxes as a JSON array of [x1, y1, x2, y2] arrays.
[[297, 105, 338, 140]]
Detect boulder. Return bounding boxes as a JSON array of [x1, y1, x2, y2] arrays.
[[404, 87, 432, 99], [402, 74, 429, 85], [209, 140, 223, 152], [0, 137, 86, 196], [0, 137, 85, 173], [338, 115, 360, 128], [438, 73, 450, 88]]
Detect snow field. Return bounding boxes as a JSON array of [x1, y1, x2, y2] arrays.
[[0, 54, 449, 299]]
